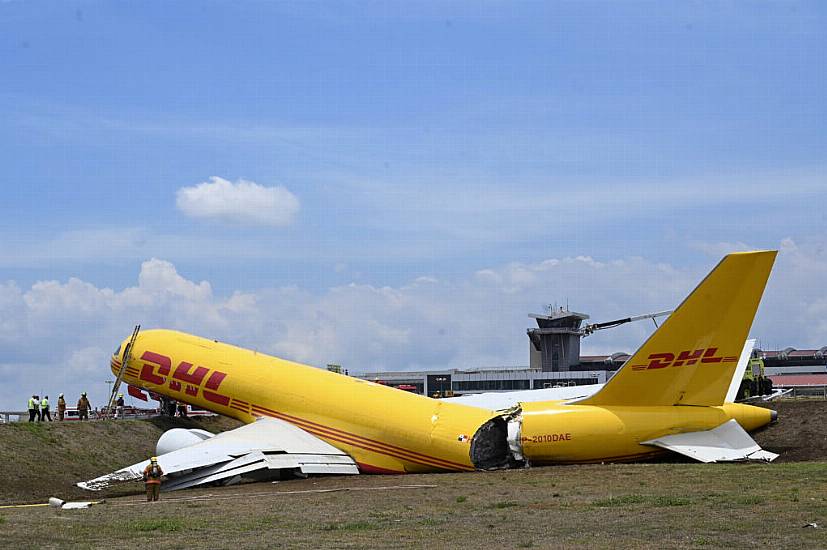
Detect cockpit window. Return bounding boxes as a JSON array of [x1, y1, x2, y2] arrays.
[[114, 345, 121, 358]]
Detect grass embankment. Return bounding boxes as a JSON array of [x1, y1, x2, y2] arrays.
[[0, 416, 241, 505]]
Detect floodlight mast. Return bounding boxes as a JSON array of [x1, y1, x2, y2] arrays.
[[581, 310, 673, 337]]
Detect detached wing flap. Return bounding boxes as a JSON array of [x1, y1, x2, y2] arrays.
[[77, 417, 358, 491], [642, 419, 778, 463]]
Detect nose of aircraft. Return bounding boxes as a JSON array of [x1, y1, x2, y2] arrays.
[[113, 326, 143, 365], [111, 332, 137, 376]]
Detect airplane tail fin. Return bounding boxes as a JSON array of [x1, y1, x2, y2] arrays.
[[578, 251, 776, 407]]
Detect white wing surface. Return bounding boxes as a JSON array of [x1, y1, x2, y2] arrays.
[[77, 417, 358, 492], [444, 384, 604, 410]]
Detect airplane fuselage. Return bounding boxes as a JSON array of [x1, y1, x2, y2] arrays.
[[114, 329, 774, 472], [114, 329, 494, 473]]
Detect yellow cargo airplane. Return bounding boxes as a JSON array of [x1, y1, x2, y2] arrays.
[[79, 251, 778, 492]]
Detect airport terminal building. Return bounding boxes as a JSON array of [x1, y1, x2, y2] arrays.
[[354, 308, 827, 397]]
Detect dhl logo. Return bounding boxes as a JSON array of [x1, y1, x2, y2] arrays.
[[631, 347, 739, 371], [138, 351, 231, 406]]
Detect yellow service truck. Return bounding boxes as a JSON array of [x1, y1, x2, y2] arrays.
[[736, 351, 774, 400]]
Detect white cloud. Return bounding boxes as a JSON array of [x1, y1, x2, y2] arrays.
[[137, 258, 212, 301], [67, 347, 109, 376], [1, 240, 825, 409], [176, 176, 299, 226]]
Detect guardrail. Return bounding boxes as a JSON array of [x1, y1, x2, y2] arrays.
[[783, 386, 827, 399]]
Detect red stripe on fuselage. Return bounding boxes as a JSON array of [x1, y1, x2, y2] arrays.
[[356, 462, 405, 474], [249, 404, 472, 471], [251, 403, 471, 468]]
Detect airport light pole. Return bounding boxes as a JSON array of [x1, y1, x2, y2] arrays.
[[105, 380, 113, 409]]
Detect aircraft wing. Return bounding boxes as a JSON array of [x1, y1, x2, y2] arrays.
[[641, 419, 779, 463], [444, 384, 604, 410], [77, 417, 359, 492]]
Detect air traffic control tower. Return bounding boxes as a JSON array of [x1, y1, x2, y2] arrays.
[[527, 308, 589, 372]]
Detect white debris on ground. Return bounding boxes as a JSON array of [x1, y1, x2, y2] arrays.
[[48, 497, 100, 510]]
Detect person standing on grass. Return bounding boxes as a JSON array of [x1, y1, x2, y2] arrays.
[[116, 393, 125, 419], [27, 394, 37, 422], [77, 392, 91, 421], [41, 395, 52, 421], [142, 457, 164, 502], [57, 393, 66, 421], [33, 395, 42, 421]]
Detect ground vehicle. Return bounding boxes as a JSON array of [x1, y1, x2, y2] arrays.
[[62, 407, 87, 421], [737, 351, 773, 400], [185, 404, 217, 417]]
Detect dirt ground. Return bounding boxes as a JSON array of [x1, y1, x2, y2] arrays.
[[0, 399, 825, 548], [753, 400, 827, 462], [2, 463, 826, 549]]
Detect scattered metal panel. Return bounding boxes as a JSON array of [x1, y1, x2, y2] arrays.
[[642, 419, 779, 463], [48, 497, 101, 510]]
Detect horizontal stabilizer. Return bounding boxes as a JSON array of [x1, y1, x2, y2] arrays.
[[78, 417, 358, 492], [642, 419, 778, 463]]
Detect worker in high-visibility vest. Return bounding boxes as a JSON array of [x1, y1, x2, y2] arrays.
[[142, 457, 164, 502], [27, 395, 37, 422], [57, 393, 66, 421], [41, 395, 52, 422]]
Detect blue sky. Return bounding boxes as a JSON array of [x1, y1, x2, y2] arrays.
[[0, 2, 825, 408]]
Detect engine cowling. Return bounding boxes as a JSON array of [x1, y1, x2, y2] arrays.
[[156, 428, 215, 456]]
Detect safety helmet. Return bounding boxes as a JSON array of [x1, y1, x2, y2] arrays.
[[150, 456, 158, 462], [59, 393, 63, 397], [118, 393, 123, 397], [81, 392, 86, 396]]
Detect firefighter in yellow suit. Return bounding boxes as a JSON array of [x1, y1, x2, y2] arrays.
[[142, 457, 164, 502]]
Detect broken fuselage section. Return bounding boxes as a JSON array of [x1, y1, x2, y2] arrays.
[[470, 400, 776, 468]]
